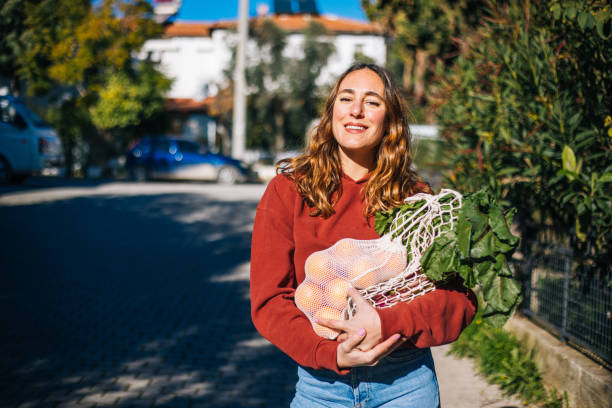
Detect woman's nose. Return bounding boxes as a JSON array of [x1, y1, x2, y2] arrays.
[[350, 101, 363, 117]]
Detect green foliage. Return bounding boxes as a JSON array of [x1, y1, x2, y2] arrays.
[[10, 0, 90, 95], [451, 315, 569, 407], [91, 62, 171, 130], [434, 0, 611, 267], [5, 0, 170, 174], [361, 0, 488, 111], [226, 19, 335, 151], [0, 0, 27, 83]]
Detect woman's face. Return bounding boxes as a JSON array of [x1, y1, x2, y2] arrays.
[[331, 68, 387, 162]]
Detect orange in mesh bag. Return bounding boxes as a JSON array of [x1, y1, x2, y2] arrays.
[[294, 189, 462, 339]]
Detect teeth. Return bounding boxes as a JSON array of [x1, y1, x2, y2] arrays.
[[346, 125, 366, 130]]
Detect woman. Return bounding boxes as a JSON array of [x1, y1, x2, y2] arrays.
[[250, 63, 477, 407]]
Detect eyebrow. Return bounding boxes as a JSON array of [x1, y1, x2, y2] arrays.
[[338, 88, 384, 99]]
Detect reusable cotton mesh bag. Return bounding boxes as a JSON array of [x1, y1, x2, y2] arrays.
[[295, 189, 462, 339]]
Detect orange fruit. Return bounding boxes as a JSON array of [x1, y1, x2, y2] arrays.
[[324, 278, 351, 309], [294, 281, 324, 315], [313, 306, 343, 339], [377, 250, 407, 282], [304, 251, 333, 283], [349, 257, 379, 289], [333, 238, 360, 258]]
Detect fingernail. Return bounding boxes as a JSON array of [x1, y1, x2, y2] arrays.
[[313, 318, 319, 323], [358, 328, 366, 337]]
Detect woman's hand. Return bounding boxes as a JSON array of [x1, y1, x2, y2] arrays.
[[335, 329, 405, 369], [317, 287, 384, 351], [315, 287, 406, 368]]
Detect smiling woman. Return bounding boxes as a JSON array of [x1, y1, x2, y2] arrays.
[[250, 63, 477, 408]]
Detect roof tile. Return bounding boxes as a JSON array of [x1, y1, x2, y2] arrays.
[[163, 14, 382, 37]]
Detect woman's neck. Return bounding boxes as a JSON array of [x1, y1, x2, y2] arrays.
[[339, 149, 375, 180]]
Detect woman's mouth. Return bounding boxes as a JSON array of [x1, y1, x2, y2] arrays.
[[345, 123, 368, 132]]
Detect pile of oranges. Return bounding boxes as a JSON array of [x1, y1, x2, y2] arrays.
[[294, 237, 407, 339]]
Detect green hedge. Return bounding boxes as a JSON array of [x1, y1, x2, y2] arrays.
[[434, 0, 611, 269], [450, 315, 569, 407]]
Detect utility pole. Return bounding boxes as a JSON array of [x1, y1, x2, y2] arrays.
[[232, 0, 249, 159]]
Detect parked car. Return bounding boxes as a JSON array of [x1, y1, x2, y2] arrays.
[[0, 95, 63, 183], [125, 136, 254, 184]]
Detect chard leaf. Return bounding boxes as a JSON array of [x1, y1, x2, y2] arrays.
[[471, 229, 516, 259], [495, 254, 514, 277], [474, 259, 493, 279], [455, 214, 472, 260], [489, 205, 519, 246], [375, 208, 397, 236], [375, 200, 426, 237], [458, 264, 477, 288], [481, 294, 522, 328], [460, 191, 489, 240], [480, 273, 522, 314], [470, 229, 496, 259], [421, 231, 459, 281]]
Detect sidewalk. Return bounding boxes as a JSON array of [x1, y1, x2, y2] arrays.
[[432, 344, 524, 408]]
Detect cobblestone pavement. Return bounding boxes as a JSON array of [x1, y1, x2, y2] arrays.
[[0, 178, 522, 408]]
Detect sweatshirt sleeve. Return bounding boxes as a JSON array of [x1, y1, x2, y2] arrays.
[[250, 176, 348, 375], [377, 278, 477, 347]]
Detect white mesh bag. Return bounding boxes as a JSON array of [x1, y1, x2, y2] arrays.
[[294, 189, 462, 339]]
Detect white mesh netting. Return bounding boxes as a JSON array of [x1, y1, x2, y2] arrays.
[[295, 189, 463, 339]]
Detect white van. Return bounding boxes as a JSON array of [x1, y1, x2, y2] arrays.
[[0, 95, 63, 183]]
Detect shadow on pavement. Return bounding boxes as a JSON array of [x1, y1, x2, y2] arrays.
[[0, 186, 297, 407]]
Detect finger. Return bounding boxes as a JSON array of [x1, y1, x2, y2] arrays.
[[316, 317, 351, 332], [376, 336, 406, 361], [347, 287, 372, 308], [339, 328, 366, 353], [364, 333, 404, 364], [336, 332, 348, 343]]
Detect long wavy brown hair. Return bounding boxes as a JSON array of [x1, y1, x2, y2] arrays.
[[277, 62, 431, 218]]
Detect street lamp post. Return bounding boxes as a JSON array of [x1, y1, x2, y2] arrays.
[[232, 0, 249, 160]]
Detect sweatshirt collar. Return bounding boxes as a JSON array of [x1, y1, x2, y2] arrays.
[[341, 171, 371, 184]]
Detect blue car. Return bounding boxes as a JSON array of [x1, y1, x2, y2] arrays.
[[125, 137, 252, 184]]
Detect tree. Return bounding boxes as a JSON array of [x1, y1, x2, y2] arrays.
[[361, 0, 488, 120], [91, 62, 171, 134], [0, 0, 27, 93], [0, 0, 90, 95], [434, 0, 611, 267], [7, 0, 169, 176], [224, 19, 335, 152]]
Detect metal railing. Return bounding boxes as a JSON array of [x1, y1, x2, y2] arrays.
[[513, 245, 612, 368]]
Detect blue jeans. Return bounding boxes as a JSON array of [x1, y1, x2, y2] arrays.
[[291, 347, 440, 408]]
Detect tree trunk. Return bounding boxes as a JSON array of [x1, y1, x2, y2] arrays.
[[64, 137, 74, 178], [413, 49, 429, 105], [402, 50, 414, 92], [274, 110, 285, 152]]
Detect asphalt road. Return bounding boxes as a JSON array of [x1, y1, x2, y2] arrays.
[[0, 177, 523, 408]]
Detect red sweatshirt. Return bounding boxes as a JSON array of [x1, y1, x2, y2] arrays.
[[250, 173, 477, 375]]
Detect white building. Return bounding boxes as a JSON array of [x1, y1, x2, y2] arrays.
[[139, 13, 386, 150]]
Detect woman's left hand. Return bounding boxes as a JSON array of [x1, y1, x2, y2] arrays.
[[317, 287, 383, 351]]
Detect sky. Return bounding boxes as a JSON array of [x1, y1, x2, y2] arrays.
[[167, 0, 368, 22]]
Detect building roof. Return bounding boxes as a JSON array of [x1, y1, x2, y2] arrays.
[[165, 97, 214, 112], [163, 14, 382, 38], [163, 22, 212, 37]]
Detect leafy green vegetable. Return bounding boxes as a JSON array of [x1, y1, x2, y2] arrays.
[[376, 188, 522, 328]]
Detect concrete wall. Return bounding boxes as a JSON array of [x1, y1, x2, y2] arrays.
[[505, 315, 612, 408]]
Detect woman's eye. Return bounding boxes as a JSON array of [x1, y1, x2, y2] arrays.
[[339, 97, 352, 102], [366, 100, 381, 106]]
